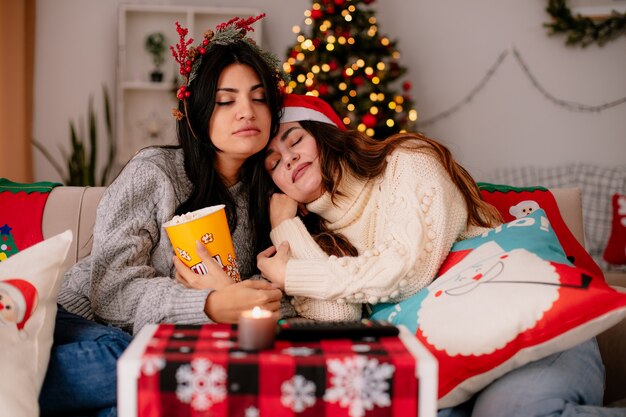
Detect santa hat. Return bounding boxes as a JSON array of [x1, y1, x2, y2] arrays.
[[281, 94, 346, 130], [0, 279, 38, 330]]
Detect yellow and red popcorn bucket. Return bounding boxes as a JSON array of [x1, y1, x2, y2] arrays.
[[163, 204, 240, 282]]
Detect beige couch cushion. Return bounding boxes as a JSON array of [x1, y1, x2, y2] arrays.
[[42, 186, 105, 266]]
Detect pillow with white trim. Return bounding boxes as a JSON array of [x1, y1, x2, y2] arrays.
[[370, 210, 626, 408], [0, 230, 72, 417]]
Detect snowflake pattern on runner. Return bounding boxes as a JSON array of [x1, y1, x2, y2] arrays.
[[281, 374, 317, 412], [175, 358, 227, 411], [245, 405, 259, 417], [324, 356, 394, 417], [141, 354, 166, 376]]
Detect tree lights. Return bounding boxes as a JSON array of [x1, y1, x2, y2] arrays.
[[284, 0, 418, 138]]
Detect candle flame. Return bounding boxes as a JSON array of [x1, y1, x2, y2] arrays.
[[251, 306, 263, 318]]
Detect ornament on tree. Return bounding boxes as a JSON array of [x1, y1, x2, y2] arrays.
[[284, 0, 417, 138], [362, 113, 377, 128]]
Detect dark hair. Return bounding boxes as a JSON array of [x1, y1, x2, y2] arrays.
[[174, 40, 283, 257], [295, 121, 503, 256]]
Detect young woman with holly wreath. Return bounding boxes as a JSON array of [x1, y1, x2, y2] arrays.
[[42, 15, 288, 417]]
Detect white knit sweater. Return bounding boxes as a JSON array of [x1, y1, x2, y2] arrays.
[[270, 146, 477, 321]]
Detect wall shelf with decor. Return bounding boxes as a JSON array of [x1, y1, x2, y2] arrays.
[[116, 4, 262, 164]]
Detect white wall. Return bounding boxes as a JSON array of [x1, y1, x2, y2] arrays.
[[33, 0, 626, 182]]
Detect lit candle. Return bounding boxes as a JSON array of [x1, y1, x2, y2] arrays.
[[237, 306, 277, 351]]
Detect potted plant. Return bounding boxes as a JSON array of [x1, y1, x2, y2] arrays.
[[145, 32, 166, 82], [32, 85, 117, 186]]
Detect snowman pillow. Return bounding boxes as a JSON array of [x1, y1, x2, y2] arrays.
[[0, 231, 72, 417], [370, 209, 626, 408]]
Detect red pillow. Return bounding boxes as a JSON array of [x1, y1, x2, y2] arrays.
[[0, 179, 60, 261], [603, 193, 626, 265], [478, 183, 603, 278]]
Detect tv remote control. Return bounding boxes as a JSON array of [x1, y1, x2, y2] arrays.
[[276, 318, 399, 341]]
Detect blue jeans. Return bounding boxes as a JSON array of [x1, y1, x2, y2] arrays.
[[39, 306, 131, 417], [438, 338, 626, 417]]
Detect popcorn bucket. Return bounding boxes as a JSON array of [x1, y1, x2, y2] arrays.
[[163, 205, 240, 282]]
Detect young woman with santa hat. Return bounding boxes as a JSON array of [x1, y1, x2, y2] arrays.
[[253, 94, 616, 417]]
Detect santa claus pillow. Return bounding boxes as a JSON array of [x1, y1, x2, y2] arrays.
[[370, 209, 626, 408], [603, 193, 626, 265], [478, 183, 603, 277], [0, 230, 72, 417]]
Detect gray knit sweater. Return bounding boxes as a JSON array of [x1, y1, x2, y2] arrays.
[[57, 147, 257, 335]]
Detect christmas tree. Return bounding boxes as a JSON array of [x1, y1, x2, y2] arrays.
[[0, 224, 19, 262], [283, 0, 417, 139]]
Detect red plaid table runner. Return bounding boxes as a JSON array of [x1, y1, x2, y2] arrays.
[[119, 323, 436, 417]]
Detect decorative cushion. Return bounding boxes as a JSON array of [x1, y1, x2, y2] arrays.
[[0, 231, 72, 417], [478, 183, 603, 277], [0, 179, 61, 259], [483, 164, 626, 271], [603, 194, 626, 265], [370, 210, 626, 408]]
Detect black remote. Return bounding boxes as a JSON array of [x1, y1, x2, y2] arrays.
[[276, 318, 400, 341]]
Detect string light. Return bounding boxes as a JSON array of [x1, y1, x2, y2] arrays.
[[416, 46, 626, 128]]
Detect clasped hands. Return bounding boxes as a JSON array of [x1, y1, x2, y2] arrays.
[[173, 242, 283, 323]]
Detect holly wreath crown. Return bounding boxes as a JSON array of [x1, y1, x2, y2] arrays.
[[169, 13, 286, 124]]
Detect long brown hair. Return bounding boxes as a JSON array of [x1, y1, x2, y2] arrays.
[[298, 121, 502, 256]]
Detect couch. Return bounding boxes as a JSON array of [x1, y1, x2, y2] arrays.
[[41, 185, 626, 406]]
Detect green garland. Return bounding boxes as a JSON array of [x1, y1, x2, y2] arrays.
[[544, 0, 626, 46]]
